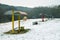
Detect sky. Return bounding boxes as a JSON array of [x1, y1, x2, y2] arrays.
[[0, 0, 60, 8]]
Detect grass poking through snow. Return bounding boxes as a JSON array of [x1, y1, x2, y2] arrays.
[[4, 29, 30, 34]]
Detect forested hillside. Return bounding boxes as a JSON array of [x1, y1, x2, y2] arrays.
[[0, 4, 60, 23]]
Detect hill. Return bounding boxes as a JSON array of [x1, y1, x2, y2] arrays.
[[0, 4, 32, 23], [0, 4, 60, 23]]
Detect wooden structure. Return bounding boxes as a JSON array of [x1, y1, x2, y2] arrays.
[[12, 10, 27, 33]]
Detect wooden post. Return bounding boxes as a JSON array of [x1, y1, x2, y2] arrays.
[[12, 9, 14, 33], [18, 14, 20, 32], [42, 14, 44, 22]]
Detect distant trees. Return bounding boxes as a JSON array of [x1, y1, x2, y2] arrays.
[[0, 4, 60, 23], [28, 6, 60, 18], [51, 5, 60, 18]]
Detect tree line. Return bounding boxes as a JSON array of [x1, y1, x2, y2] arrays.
[[0, 4, 60, 23]]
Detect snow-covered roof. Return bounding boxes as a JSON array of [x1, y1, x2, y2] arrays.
[[4, 10, 27, 15]]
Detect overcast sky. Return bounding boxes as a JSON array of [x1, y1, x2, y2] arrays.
[[0, 0, 60, 8]]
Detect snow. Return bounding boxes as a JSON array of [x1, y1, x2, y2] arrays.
[[0, 18, 60, 40]]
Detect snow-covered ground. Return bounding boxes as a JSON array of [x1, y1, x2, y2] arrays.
[[0, 18, 60, 40]]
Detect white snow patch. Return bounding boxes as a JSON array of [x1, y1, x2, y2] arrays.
[[0, 18, 60, 40]]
